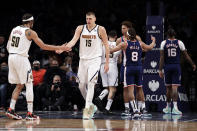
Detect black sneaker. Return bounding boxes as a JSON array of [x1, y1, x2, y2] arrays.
[[6, 108, 22, 120], [103, 109, 113, 115], [132, 111, 141, 118], [94, 97, 104, 111], [25, 112, 40, 120], [121, 107, 131, 116], [141, 108, 148, 114]]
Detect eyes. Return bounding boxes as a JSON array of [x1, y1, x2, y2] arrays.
[[86, 18, 92, 20]]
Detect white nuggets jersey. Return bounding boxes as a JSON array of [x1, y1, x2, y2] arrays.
[[80, 24, 102, 59], [7, 26, 32, 57], [101, 41, 120, 64]]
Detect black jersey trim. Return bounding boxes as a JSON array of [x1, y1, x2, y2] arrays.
[[86, 24, 97, 33]]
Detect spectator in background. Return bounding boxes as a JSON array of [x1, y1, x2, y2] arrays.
[[32, 60, 46, 110], [32, 60, 46, 87], [0, 36, 5, 50], [66, 62, 78, 87], [60, 56, 72, 72], [42, 55, 58, 69], [0, 62, 8, 110], [0, 36, 8, 64], [41, 75, 68, 111], [44, 59, 67, 84]]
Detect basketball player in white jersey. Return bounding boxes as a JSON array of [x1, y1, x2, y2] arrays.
[[6, 13, 67, 120], [57, 12, 109, 119], [94, 30, 121, 114]]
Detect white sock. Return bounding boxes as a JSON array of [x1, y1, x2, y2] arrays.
[[173, 102, 178, 109], [141, 101, 146, 109], [105, 99, 113, 111], [130, 100, 138, 112], [99, 89, 109, 100], [10, 99, 16, 110], [79, 83, 87, 100], [138, 101, 142, 110], [27, 102, 33, 113], [167, 102, 171, 108], [25, 82, 34, 113], [25, 82, 34, 102], [125, 103, 129, 109], [85, 82, 95, 109]]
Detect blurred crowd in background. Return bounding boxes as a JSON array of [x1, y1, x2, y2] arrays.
[[0, 0, 197, 111]]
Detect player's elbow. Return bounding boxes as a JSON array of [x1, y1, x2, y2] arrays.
[[147, 45, 154, 51]]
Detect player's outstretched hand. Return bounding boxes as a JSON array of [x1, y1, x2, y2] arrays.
[[55, 49, 64, 54], [159, 70, 164, 79], [104, 63, 109, 73], [55, 46, 71, 54], [61, 45, 72, 52]]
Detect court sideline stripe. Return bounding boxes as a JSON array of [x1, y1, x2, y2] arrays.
[[182, 119, 197, 122]]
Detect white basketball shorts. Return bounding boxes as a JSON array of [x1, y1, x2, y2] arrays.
[[78, 57, 101, 84], [100, 63, 118, 87], [8, 54, 33, 84]]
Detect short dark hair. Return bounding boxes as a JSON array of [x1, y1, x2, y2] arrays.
[[22, 13, 33, 24], [128, 27, 136, 40], [167, 28, 176, 38], [86, 12, 95, 16], [121, 21, 132, 29], [108, 30, 117, 38]]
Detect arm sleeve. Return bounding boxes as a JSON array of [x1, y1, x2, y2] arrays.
[[160, 40, 166, 50], [178, 40, 186, 51]]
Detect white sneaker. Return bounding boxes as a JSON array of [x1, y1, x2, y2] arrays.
[[163, 106, 171, 114], [83, 108, 91, 119], [172, 108, 182, 115], [89, 104, 97, 118]]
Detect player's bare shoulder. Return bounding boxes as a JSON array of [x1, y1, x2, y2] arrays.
[[136, 35, 142, 41], [76, 25, 84, 32], [74, 25, 84, 36], [98, 26, 107, 36], [98, 25, 105, 30], [25, 29, 37, 40]]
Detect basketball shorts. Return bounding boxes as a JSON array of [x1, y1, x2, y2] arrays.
[[100, 63, 118, 87], [120, 65, 128, 87], [8, 54, 33, 84], [125, 65, 143, 87], [78, 57, 101, 84], [164, 64, 181, 86]]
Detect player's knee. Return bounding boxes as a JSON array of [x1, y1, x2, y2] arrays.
[[137, 86, 143, 92], [109, 87, 116, 93], [123, 87, 128, 92], [112, 88, 117, 94], [16, 84, 24, 91]]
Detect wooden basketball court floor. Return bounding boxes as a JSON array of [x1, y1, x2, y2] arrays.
[[1, 111, 197, 131]]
